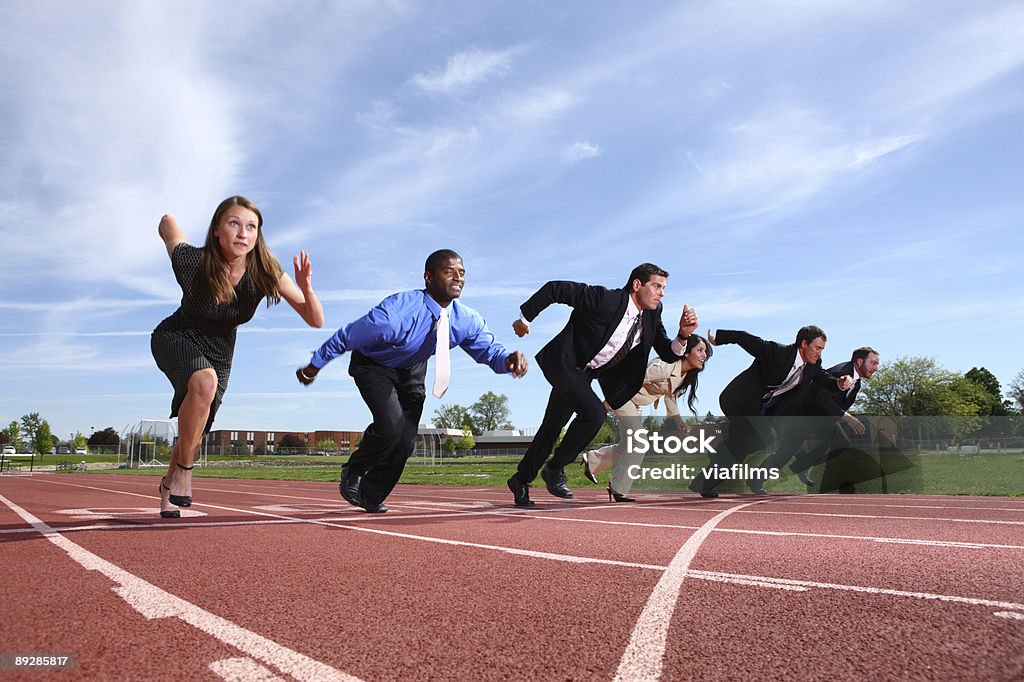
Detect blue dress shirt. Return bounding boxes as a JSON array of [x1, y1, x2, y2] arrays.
[[310, 289, 511, 374]]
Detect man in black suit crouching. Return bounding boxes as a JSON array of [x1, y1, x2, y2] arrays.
[[507, 263, 699, 506], [753, 347, 880, 492], [688, 325, 852, 497]]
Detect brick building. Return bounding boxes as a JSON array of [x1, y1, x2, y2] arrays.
[[204, 429, 363, 454]]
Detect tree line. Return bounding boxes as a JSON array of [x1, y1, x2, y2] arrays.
[[4, 361, 1021, 455], [858, 361, 1021, 417], [0, 414, 120, 454]]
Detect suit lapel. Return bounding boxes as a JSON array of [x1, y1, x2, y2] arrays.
[[596, 289, 630, 350]]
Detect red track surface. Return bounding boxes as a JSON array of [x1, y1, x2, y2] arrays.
[[1, 473, 1023, 681]]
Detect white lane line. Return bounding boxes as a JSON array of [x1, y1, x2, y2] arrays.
[[995, 612, 1024, 621], [13, 479, 1024, 555], [613, 498, 769, 682], [743, 509, 1024, 525], [25, 476, 1024, 529], [14, 507, 1024, 553], [210, 657, 286, 681], [0, 493, 363, 682], [7, 485, 1024, 623], [692, 571, 1024, 612], [767, 500, 1024, 513]]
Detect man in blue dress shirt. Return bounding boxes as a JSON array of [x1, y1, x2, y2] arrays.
[[297, 249, 528, 512]]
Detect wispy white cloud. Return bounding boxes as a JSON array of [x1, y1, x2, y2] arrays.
[[0, 298, 175, 312], [500, 88, 577, 122], [564, 141, 602, 163], [412, 46, 523, 93]]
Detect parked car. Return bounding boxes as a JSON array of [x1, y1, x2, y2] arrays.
[[75, 447, 87, 455], [1, 446, 15, 455], [56, 446, 71, 455]]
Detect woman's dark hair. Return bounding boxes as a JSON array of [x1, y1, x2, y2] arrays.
[[675, 334, 711, 415]]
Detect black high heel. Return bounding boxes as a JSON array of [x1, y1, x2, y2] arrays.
[[159, 478, 180, 518], [168, 463, 194, 507], [607, 486, 636, 503], [581, 452, 599, 485]]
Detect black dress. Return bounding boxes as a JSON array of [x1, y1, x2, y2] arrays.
[[151, 243, 265, 433]]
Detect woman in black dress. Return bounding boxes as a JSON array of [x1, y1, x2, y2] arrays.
[[152, 196, 323, 518]]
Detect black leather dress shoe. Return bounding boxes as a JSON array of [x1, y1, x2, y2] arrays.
[[796, 470, 815, 486], [361, 501, 388, 513], [688, 480, 719, 498], [507, 474, 535, 507], [339, 466, 363, 507], [541, 465, 573, 499]]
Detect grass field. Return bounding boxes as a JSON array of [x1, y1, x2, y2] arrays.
[[26, 450, 1024, 497]]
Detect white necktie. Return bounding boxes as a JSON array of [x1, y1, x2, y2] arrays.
[[432, 307, 450, 398]]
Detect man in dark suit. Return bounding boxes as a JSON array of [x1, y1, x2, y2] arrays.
[[688, 325, 852, 497], [507, 263, 699, 506], [753, 347, 880, 492]]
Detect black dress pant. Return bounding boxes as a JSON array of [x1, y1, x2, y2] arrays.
[[516, 370, 606, 483], [690, 415, 774, 492], [756, 416, 847, 482], [346, 351, 426, 506], [790, 419, 852, 473]]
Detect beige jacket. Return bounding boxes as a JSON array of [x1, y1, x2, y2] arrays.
[[630, 358, 687, 417]]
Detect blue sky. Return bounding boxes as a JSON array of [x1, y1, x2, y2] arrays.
[[1, 1, 1022, 441]]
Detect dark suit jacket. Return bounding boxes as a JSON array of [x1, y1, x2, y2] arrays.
[[813, 361, 860, 416], [520, 281, 682, 410], [715, 330, 830, 417]]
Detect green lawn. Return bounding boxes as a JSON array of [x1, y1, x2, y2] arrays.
[[53, 451, 1024, 496]]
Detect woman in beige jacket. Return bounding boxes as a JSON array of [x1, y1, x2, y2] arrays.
[[582, 334, 711, 501]]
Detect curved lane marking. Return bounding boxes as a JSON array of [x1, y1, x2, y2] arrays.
[[614, 498, 771, 682]]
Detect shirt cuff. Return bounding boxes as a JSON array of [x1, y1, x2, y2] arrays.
[[671, 336, 686, 355], [518, 313, 531, 327], [309, 353, 329, 370]]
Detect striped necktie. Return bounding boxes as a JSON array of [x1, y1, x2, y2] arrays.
[[601, 313, 642, 371]]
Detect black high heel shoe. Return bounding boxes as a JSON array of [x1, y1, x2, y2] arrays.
[[159, 478, 180, 518], [581, 452, 599, 485], [607, 486, 636, 503], [168, 463, 194, 507]]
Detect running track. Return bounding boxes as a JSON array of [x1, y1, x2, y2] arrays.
[[1, 473, 1023, 681]]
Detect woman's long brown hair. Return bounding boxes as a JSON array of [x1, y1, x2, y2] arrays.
[[675, 334, 712, 415], [201, 196, 283, 306]]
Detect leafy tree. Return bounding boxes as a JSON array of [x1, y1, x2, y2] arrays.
[[278, 434, 305, 452], [1009, 369, 1024, 414], [859, 357, 983, 416], [964, 367, 1013, 417], [20, 413, 42, 449], [588, 420, 617, 447], [444, 432, 476, 455], [2, 421, 19, 448], [34, 420, 53, 455], [470, 392, 513, 434], [859, 356, 988, 440], [316, 439, 337, 454], [433, 404, 474, 431], [88, 427, 121, 448]]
